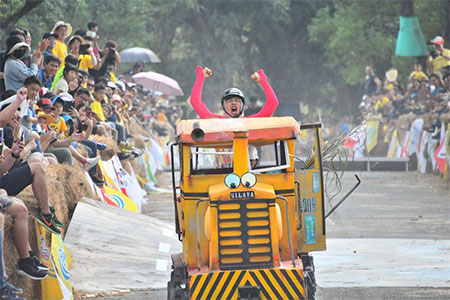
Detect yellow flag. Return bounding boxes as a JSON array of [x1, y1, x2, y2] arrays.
[[51, 233, 73, 300], [387, 129, 399, 158], [35, 221, 63, 300], [98, 160, 120, 189], [366, 120, 380, 153], [103, 185, 138, 212]]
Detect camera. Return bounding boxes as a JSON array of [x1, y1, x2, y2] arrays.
[[430, 50, 438, 59], [108, 47, 116, 56], [79, 44, 90, 55]]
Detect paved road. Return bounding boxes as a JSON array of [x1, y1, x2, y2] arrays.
[[97, 171, 450, 300]]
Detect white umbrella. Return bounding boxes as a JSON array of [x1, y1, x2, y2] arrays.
[[119, 47, 161, 63], [132, 72, 183, 96]]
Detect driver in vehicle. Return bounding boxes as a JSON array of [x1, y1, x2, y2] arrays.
[[190, 66, 279, 119]]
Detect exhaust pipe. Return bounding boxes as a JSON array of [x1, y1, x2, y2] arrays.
[[191, 122, 204, 142]]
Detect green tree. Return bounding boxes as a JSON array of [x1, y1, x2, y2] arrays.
[[307, 0, 445, 116], [1, 0, 446, 121]]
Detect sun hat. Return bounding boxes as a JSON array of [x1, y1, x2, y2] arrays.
[[68, 35, 84, 46], [52, 21, 73, 37], [4, 36, 30, 57], [37, 112, 55, 125]]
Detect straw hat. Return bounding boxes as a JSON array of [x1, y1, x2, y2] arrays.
[[52, 21, 73, 37], [68, 35, 84, 46], [37, 112, 55, 125]]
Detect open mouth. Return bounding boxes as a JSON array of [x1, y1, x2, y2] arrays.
[[231, 106, 238, 113]]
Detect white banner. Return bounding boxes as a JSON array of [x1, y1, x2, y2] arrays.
[[408, 119, 424, 156]]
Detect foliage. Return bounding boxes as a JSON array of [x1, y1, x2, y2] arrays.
[[1, 0, 447, 121]]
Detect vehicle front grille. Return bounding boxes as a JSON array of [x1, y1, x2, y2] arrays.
[[215, 199, 274, 270]]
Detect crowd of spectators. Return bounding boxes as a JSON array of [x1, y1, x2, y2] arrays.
[[355, 36, 450, 161], [360, 36, 450, 129], [0, 20, 187, 299]]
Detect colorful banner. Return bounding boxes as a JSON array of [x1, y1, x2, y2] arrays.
[[409, 119, 424, 156], [111, 156, 146, 212], [99, 186, 119, 207], [417, 131, 430, 174], [366, 120, 380, 153], [344, 125, 366, 158], [149, 139, 164, 171], [434, 125, 448, 173], [36, 221, 63, 300], [103, 185, 138, 212], [98, 160, 120, 190], [143, 145, 158, 184], [387, 129, 400, 158], [84, 171, 104, 200], [444, 124, 450, 180], [51, 233, 73, 300], [400, 131, 410, 158]]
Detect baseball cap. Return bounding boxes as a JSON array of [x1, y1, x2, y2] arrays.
[[51, 95, 66, 106], [43, 32, 59, 40], [37, 98, 56, 110], [430, 36, 444, 45]]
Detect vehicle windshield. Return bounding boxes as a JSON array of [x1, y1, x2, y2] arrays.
[[190, 140, 290, 175]]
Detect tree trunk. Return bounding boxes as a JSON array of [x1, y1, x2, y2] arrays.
[[0, 0, 44, 28], [400, 0, 414, 17]]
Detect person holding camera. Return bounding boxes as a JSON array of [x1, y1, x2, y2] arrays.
[[89, 40, 120, 82], [428, 36, 450, 76], [78, 37, 98, 72], [67, 35, 98, 73]]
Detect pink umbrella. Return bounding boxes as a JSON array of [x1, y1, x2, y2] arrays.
[[132, 71, 183, 96]]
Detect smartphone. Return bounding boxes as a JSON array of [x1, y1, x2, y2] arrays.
[[64, 101, 75, 112], [20, 131, 24, 142]]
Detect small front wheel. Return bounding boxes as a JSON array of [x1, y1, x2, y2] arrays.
[[167, 281, 175, 300]]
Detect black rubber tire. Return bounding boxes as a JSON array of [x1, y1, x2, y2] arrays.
[[167, 281, 175, 300], [304, 272, 315, 300]]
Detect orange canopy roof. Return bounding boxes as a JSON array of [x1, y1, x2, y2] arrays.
[[176, 117, 301, 144]]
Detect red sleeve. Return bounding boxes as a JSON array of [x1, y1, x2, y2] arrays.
[[247, 69, 279, 118], [190, 66, 222, 119]]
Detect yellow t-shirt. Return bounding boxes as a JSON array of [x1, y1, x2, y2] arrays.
[[157, 112, 168, 122], [110, 72, 116, 83], [409, 71, 427, 81], [78, 54, 94, 71], [52, 40, 68, 63], [375, 96, 389, 112], [429, 48, 450, 74], [50, 117, 67, 135], [51, 68, 64, 91], [90, 101, 106, 121]]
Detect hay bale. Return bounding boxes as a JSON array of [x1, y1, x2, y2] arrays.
[[3, 163, 96, 299], [133, 135, 145, 150], [440, 113, 450, 125], [128, 119, 150, 137], [121, 160, 133, 175], [93, 135, 118, 161], [422, 113, 438, 128]]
